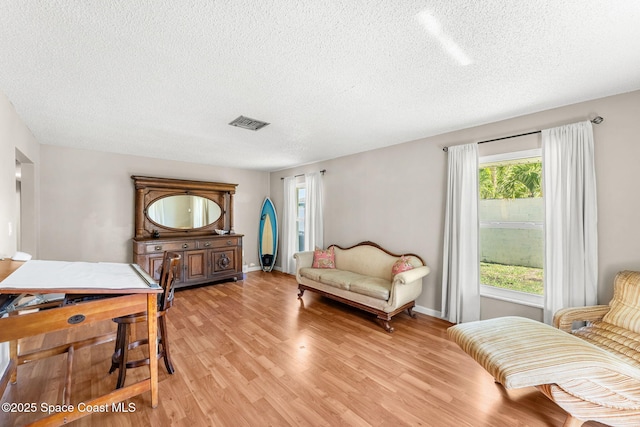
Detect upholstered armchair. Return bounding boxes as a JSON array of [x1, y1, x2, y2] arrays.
[[448, 270, 640, 427]]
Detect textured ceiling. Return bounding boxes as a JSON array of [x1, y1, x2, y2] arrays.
[[2, 1, 640, 171]]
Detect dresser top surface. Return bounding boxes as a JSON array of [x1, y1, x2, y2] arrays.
[[133, 234, 243, 243]]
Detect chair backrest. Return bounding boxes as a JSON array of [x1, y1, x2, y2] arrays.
[[158, 252, 181, 312], [602, 270, 640, 333]]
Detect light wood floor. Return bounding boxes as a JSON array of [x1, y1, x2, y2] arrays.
[[1, 271, 606, 427]]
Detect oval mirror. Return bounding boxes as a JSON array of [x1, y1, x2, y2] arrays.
[[147, 195, 222, 229]]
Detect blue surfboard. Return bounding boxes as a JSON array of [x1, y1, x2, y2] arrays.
[[259, 197, 278, 272]]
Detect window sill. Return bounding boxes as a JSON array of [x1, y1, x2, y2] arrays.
[[480, 284, 543, 308]]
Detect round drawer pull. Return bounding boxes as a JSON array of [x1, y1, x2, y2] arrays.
[[154, 245, 162, 251], [226, 240, 232, 245], [182, 243, 189, 249], [204, 242, 211, 247], [217, 253, 230, 269]]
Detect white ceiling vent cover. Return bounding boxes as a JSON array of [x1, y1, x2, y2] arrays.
[[229, 115, 270, 131]]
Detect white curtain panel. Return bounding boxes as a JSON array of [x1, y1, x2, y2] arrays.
[[191, 196, 204, 228], [303, 172, 324, 251], [441, 143, 480, 323], [542, 121, 598, 324], [281, 176, 298, 274]]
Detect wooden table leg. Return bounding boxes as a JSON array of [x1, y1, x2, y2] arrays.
[[63, 345, 74, 404], [147, 293, 158, 408], [9, 339, 17, 383]]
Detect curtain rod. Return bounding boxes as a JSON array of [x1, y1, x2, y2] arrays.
[[280, 169, 326, 180], [442, 116, 604, 152]]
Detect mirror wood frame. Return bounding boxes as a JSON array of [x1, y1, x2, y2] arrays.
[[132, 175, 238, 239]]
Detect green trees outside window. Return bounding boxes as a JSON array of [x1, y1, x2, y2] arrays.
[[479, 157, 543, 296], [480, 161, 542, 199]]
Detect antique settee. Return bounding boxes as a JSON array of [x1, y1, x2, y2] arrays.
[[294, 241, 430, 332], [448, 270, 640, 427]]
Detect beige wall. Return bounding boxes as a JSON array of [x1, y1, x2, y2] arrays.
[[0, 91, 40, 259], [271, 89, 640, 319], [39, 145, 270, 267], [0, 90, 40, 374], [270, 139, 446, 317]]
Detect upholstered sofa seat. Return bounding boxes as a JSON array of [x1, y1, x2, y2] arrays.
[[298, 268, 392, 299], [294, 241, 430, 332]]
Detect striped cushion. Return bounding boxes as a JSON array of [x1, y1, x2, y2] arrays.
[[573, 321, 640, 369], [449, 274, 640, 426], [538, 383, 640, 425], [448, 316, 640, 390], [603, 271, 640, 334]]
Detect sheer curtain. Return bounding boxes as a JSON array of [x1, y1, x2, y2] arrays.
[[281, 177, 298, 274], [441, 143, 480, 323], [542, 121, 598, 324], [191, 196, 206, 228], [303, 172, 324, 251]]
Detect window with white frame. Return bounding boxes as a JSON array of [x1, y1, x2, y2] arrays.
[[479, 149, 543, 307]]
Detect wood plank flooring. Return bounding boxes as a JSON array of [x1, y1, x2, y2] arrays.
[[1, 271, 606, 426]]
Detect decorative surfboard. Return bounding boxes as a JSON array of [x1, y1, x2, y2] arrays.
[[259, 197, 278, 272]]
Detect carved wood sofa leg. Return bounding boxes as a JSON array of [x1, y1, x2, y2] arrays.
[[407, 306, 417, 318], [377, 316, 395, 333], [297, 286, 305, 299]]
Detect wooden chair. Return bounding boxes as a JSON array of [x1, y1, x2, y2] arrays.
[[108, 251, 181, 389]]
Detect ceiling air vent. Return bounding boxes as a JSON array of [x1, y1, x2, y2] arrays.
[[228, 115, 270, 131]]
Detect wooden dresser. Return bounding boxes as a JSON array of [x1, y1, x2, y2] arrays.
[[133, 234, 243, 288], [131, 175, 243, 289]]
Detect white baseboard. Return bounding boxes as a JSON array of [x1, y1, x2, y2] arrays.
[[413, 304, 442, 319], [244, 265, 286, 273]]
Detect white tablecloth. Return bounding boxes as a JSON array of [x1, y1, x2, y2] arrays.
[[0, 260, 157, 291]]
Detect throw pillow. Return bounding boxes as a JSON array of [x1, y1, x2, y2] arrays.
[[392, 256, 414, 276], [312, 246, 335, 269]]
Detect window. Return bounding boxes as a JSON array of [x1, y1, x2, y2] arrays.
[[479, 149, 543, 307], [296, 184, 306, 251]]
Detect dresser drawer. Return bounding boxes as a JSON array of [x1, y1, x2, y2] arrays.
[[144, 241, 194, 253], [198, 237, 240, 249]]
